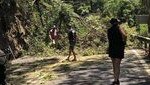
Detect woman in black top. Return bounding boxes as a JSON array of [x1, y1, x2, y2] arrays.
[[107, 18, 127, 85]]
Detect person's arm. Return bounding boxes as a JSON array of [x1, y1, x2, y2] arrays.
[[75, 33, 78, 42], [49, 30, 52, 40], [119, 27, 127, 42]]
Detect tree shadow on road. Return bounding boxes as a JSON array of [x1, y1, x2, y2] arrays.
[[143, 56, 150, 64], [53, 56, 112, 85], [6, 53, 150, 85], [7, 57, 59, 85], [56, 54, 150, 85]]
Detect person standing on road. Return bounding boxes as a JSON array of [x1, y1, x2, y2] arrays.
[[107, 18, 127, 85], [66, 25, 77, 61]]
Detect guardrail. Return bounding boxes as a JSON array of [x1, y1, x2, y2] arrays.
[[132, 34, 150, 57]]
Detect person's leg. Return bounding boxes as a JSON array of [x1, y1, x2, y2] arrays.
[[51, 39, 55, 48], [111, 58, 116, 80], [72, 50, 77, 61], [71, 43, 77, 61], [66, 49, 71, 61], [114, 58, 121, 81], [52, 39, 56, 45], [66, 45, 72, 61], [111, 58, 121, 85]]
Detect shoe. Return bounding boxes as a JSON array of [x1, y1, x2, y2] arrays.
[[66, 58, 70, 61], [111, 80, 120, 85], [72, 59, 77, 61]]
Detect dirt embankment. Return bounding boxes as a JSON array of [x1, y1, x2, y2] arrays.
[[0, 0, 30, 58]]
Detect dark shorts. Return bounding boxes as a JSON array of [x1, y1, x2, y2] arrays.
[[69, 41, 76, 50], [108, 46, 125, 59]]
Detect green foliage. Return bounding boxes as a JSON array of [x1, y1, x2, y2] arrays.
[[17, 0, 145, 56], [121, 24, 138, 47], [139, 24, 149, 37], [76, 3, 90, 16]]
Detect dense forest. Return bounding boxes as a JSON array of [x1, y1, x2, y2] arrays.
[[0, 0, 149, 57]]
